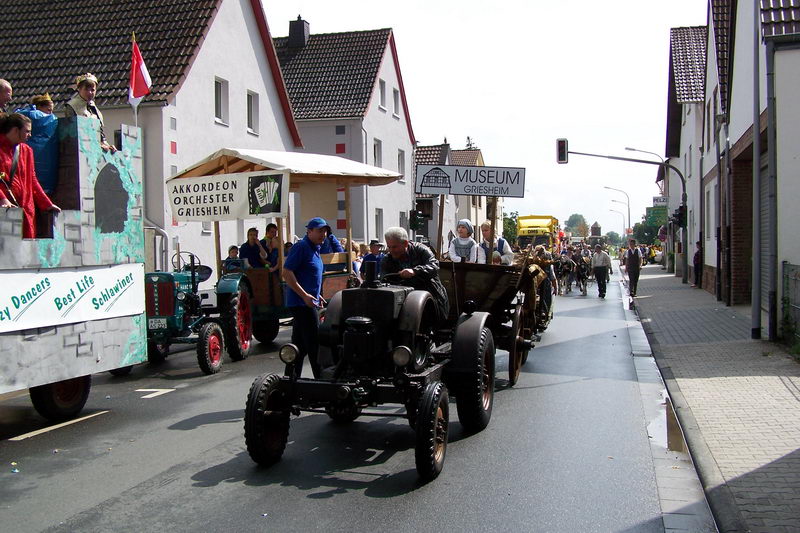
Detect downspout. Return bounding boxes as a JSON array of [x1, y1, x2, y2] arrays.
[[362, 123, 370, 240], [713, 117, 724, 300], [751, 4, 762, 338], [766, 40, 778, 340]]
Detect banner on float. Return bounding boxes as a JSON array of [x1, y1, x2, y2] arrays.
[[168, 171, 290, 222], [0, 264, 145, 334], [415, 165, 526, 198]]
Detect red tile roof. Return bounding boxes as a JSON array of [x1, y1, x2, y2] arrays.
[[1, 0, 218, 108], [414, 144, 449, 167], [761, 0, 800, 38], [670, 26, 707, 103]]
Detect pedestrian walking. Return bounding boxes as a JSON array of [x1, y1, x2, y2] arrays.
[[691, 240, 703, 288], [624, 238, 643, 297], [591, 244, 613, 298], [282, 217, 329, 378]]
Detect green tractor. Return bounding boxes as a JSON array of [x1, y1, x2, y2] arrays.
[[144, 252, 259, 375]]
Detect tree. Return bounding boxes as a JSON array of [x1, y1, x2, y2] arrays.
[[576, 221, 589, 237], [564, 213, 587, 234], [502, 210, 518, 243], [604, 231, 621, 246], [632, 222, 659, 245]]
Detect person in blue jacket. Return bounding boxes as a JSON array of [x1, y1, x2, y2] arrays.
[[282, 217, 329, 378], [362, 239, 385, 276], [15, 94, 58, 194]]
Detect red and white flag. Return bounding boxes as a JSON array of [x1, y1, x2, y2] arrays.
[[129, 33, 152, 108]]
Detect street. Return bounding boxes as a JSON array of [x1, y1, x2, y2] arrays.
[[2, 272, 696, 532]]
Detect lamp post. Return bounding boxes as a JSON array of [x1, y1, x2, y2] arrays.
[[611, 199, 629, 232], [626, 146, 667, 195], [610, 209, 626, 241], [604, 186, 630, 236]]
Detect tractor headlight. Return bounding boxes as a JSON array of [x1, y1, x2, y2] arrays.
[[176, 291, 186, 301], [279, 344, 299, 364], [392, 345, 412, 367]]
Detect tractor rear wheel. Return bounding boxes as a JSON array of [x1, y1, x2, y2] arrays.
[[222, 287, 252, 361]]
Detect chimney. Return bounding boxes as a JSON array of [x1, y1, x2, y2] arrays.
[[288, 15, 309, 48]]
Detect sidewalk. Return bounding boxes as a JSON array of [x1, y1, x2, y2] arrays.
[[631, 264, 800, 533]]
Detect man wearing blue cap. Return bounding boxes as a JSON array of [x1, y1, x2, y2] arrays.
[[282, 217, 329, 378]]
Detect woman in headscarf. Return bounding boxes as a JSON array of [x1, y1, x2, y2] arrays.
[[64, 73, 116, 152], [15, 93, 59, 194], [447, 219, 485, 263]]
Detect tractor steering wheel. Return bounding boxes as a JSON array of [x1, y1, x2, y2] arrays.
[[381, 272, 404, 283], [172, 251, 203, 272]]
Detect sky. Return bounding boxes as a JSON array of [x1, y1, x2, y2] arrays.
[[264, 0, 708, 236]]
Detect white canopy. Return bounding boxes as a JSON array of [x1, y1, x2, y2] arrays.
[[168, 148, 401, 186]]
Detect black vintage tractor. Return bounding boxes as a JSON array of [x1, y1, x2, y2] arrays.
[[243, 261, 495, 481]]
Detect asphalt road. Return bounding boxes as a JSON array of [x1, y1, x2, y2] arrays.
[[1, 274, 667, 533]]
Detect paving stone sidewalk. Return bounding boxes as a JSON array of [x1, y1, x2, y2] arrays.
[[631, 264, 800, 533]]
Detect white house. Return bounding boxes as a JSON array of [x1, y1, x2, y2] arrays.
[[3, 0, 303, 282], [273, 18, 416, 244]]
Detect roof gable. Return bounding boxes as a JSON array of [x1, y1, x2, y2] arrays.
[[274, 28, 391, 120], [0, 0, 302, 146], [415, 144, 450, 167], [274, 26, 416, 144], [449, 149, 484, 166]]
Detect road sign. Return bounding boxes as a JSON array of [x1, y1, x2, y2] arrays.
[[646, 206, 668, 226], [653, 196, 668, 207], [415, 165, 526, 198]]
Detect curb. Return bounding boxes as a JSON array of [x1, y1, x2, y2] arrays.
[[634, 296, 748, 533]]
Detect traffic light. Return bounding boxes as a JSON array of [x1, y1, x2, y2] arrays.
[[670, 205, 686, 227], [410, 210, 425, 231], [556, 138, 569, 164]]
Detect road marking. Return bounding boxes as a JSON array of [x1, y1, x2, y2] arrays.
[[136, 388, 175, 399], [9, 410, 110, 441]]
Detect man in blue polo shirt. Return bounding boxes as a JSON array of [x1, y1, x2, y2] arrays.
[[282, 217, 328, 378]]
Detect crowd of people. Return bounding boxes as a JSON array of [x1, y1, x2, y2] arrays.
[[0, 74, 116, 239]]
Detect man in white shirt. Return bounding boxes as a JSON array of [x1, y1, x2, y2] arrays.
[[590, 244, 613, 299]]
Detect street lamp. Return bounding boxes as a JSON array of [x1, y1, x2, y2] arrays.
[[610, 209, 626, 241], [626, 147, 666, 195], [611, 199, 629, 231], [604, 186, 630, 236]]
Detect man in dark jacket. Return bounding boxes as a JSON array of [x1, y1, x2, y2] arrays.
[[380, 226, 449, 322]]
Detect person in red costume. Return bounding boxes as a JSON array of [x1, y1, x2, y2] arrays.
[[0, 113, 60, 238]]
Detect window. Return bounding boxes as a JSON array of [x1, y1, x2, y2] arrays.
[[393, 89, 400, 117], [688, 144, 692, 178], [375, 208, 384, 239], [705, 189, 711, 238], [706, 100, 711, 151], [246, 91, 259, 134], [373, 139, 382, 167], [170, 165, 178, 177], [336, 143, 346, 154], [214, 77, 229, 124], [378, 79, 386, 109], [170, 117, 177, 130], [202, 221, 212, 234], [335, 125, 346, 135], [400, 211, 408, 231], [397, 149, 405, 181]]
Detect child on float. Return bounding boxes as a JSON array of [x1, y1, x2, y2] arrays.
[[448, 219, 485, 263]]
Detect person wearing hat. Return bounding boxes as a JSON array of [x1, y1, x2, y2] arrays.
[[448, 219, 485, 263], [362, 239, 385, 276], [282, 217, 329, 378], [64, 73, 116, 152]]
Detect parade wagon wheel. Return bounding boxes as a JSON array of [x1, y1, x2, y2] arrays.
[[508, 304, 530, 386], [29, 376, 92, 422]]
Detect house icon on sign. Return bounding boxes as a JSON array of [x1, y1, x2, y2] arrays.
[[421, 167, 451, 190]]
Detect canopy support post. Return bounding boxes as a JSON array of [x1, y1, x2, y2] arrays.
[[437, 194, 445, 258], [344, 183, 353, 275], [488, 197, 498, 264]]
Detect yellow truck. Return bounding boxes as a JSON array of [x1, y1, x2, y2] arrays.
[[517, 215, 559, 249]]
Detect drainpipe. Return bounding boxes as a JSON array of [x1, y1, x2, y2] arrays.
[[766, 40, 780, 341], [713, 113, 724, 300], [362, 123, 370, 241], [751, 4, 762, 338]]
